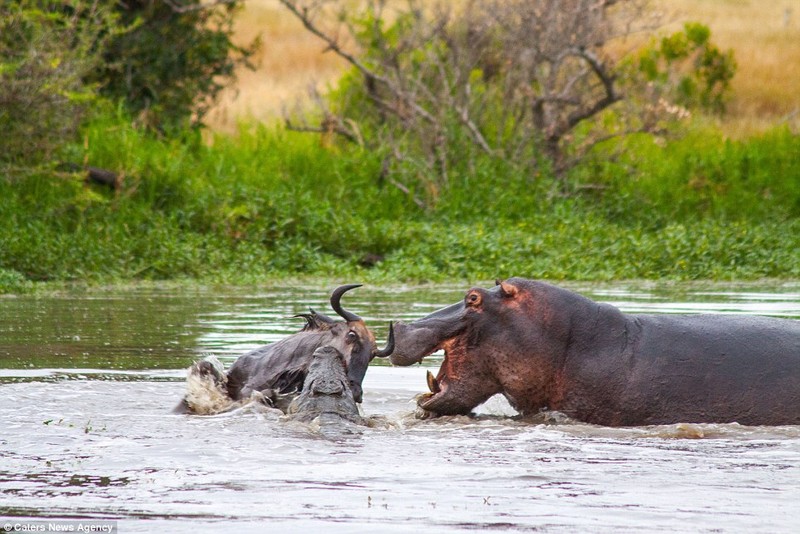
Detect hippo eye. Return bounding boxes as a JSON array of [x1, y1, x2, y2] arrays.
[[466, 292, 482, 307], [345, 330, 358, 344]]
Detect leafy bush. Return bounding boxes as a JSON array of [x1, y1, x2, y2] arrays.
[[1, 0, 255, 182], [94, 0, 258, 132], [281, 1, 659, 204], [0, 0, 120, 169], [0, 268, 31, 293], [637, 23, 737, 113], [280, 2, 736, 207]]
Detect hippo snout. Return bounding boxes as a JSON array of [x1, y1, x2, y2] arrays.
[[388, 301, 465, 367], [388, 322, 423, 366]]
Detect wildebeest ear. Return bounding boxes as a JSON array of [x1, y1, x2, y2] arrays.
[[295, 309, 337, 331], [498, 280, 518, 298]]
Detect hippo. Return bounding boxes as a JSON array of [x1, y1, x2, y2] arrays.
[[176, 284, 393, 414], [388, 278, 800, 426], [284, 345, 366, 425]]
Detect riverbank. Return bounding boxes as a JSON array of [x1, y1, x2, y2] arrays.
[[1, 111, 798, 294]]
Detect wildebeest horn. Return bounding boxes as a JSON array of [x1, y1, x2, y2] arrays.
[[373, 322, 394, 358], [330, 284, 363, 322]]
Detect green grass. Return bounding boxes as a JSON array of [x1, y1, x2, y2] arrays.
[[1, 109, 799, 293]]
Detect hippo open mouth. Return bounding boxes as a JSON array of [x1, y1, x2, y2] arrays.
[[417, 369, 448, 412], [392, 333, 453, 411], [389, 291, 508, 417], [413, 339, 480, 416]]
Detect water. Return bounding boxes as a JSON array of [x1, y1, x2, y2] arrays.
[[1, 282, 799, 532]]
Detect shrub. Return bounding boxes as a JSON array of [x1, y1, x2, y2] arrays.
[[279, 1, 739, 208], [637, 22, 737, 114], [94, 0, 258, 132], [0, 0, 120, 170]]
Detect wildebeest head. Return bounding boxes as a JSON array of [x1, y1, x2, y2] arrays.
[[289, 284, 394, 403]]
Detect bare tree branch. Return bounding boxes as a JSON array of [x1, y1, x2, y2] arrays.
[[277, 0, 379, 83], [278, 0, 440, 127], [284, 117, 361, 145], [163, 0, 239, 14], [551, 47, 622, 145], [278, 0, 665, 205]]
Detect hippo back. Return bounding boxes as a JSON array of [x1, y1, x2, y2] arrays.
[[612, 313, 800, 425]]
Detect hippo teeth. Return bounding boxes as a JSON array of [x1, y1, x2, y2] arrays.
[[426, 370, 441, 393]]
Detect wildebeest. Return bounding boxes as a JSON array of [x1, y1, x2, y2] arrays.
[[175, 284, 393, 414]]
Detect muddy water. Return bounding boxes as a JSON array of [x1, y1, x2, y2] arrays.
[[1, 282, 799, 532]]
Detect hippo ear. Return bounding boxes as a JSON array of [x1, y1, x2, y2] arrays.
[[498, 280, 518, 298], [495, 279, 502, 286]]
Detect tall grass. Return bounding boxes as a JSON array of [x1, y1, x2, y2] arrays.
[[592, 126, 800, 222], [1, 108, 799, 292]]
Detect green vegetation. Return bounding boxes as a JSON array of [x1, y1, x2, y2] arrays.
[[637, 22, 737, 113], [0, 1, 797, 293], [1, 107, 798, 293], [280, 2, 740, 208], [94, 0, 257, 131], [0, 0, 254, 158], [0, 0, 120, 168]]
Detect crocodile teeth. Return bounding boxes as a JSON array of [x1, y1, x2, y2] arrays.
[[426, 370, 441, 393]]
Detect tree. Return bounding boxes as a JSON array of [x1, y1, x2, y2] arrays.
[[1, 0, 258, 179], [0, 0, 120, 169], [280, 0, 733, 208], [95, 0, 258, 132]]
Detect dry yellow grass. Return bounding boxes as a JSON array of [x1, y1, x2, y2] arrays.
[[205, 0, 347, 131], [207, 0, 800, 136], [654, 0, 800, 135]]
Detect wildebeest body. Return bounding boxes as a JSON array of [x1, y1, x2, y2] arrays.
[[176, 284, 393, 414]]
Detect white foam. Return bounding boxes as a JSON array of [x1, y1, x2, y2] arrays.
[[183, 355, 233, 415]]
